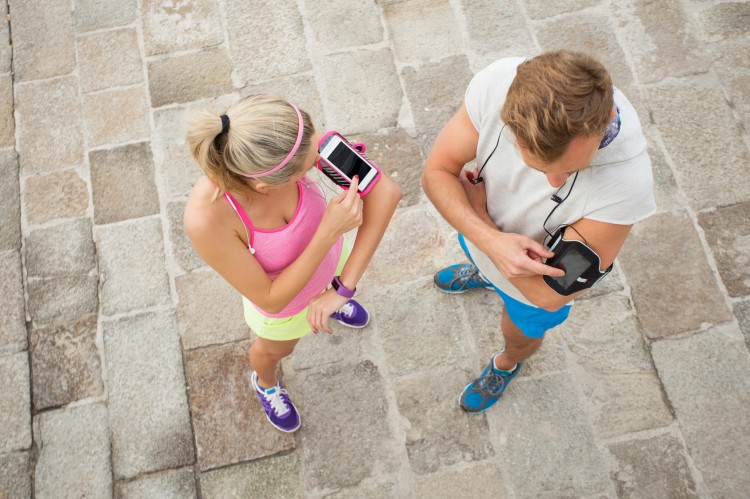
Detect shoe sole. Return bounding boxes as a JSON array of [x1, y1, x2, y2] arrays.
[[335, 317, 370, 328]]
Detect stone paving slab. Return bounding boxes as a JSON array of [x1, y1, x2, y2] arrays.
[[0, 352, 31, 454], [0, 252, 26, 354], [0, 451, 30, 499], [115, 468, 197, 499]]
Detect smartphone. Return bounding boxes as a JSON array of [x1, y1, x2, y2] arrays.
[[317, 132, 380, 194]]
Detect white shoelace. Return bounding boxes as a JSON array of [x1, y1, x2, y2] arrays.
[[263, 387, 290, 417], [338, 302, 354, 317]]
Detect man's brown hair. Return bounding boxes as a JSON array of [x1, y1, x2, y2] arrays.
[[501, 50, 614, 163]]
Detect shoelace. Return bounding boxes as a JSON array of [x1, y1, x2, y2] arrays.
[[338, 302, 354, 318], [262, 387, 290, 417], [476, 371, 506, 396], [457, 264, 489, 286]]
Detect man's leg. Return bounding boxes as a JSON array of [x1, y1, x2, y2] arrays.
[[494, 309, 543, 371]]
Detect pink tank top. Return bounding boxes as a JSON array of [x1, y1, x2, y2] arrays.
[[223, 177, 343, 318]]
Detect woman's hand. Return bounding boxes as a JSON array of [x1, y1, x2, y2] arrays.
[[307, 288, 349, 334], [319, 176, 364, 239]]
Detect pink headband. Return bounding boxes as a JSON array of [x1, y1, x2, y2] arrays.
[[241, 103, 304, 179]]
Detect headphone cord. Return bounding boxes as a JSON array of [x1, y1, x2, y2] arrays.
[[543, 171, 579, 240]]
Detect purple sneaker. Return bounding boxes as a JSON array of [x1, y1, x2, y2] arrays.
[[251, 371, 301, 433], [330, 299, 370, 328]]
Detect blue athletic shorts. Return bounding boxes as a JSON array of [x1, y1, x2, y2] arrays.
[[458, 233, 571, 339]]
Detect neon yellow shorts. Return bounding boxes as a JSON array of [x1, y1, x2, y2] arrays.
[[243, 239, 350, 342]]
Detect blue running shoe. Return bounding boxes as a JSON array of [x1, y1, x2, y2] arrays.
[[434, 263, 494, 293], [459, 357, 522, 413]]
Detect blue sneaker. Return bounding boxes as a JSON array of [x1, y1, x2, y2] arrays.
[[434, 263, 493, 293], [459, 357, 522, 413]]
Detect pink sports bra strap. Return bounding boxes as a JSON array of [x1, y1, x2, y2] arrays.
[[223, 192, 256, 254]]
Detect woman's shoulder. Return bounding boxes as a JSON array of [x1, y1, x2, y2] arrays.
[[184, 177, 231, 239]]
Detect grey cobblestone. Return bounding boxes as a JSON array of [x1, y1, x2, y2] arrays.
[[414, 462, 507, 498], [0, 76, 14, 148], [200, 453, 302, 499], [77, 28, 143, 94], [693, 1, 750, 42], [23, 169, 89, 225], [141, 0, 223, 57], [0, 150, 20, 251], [26, 275, 99, 327], [0, 451, 30, 499], [24, 217, 96, 278], [304, 0, 383, 52], [116, 468, 197, 499], [698, 201, 750, 297], [383, 0, 462, 64], [83, 87, 150, 148], [72, 0, 137, 33], [0, 352, 31, 453], [0, 252, 25, 353], [148, 48, 234, 108]]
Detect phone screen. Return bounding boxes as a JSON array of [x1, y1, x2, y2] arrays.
[[552, 247, 591, 288], [327, 143, 373, 179]]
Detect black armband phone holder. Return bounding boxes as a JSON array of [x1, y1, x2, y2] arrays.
[[543, 227, 613, 296]]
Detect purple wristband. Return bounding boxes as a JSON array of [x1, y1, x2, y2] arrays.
[[331, 276, 355, 298]]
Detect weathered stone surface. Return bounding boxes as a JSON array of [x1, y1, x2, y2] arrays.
[[383, 0, 461, 64], [646, 137, 685, 213], [240, 74, 325, 129], [34, 404, 112, 498], [709, 37, 750, 130], [693, 1, 750, 42], [183, 340, 294, 470], [609, 433, 698, 498], [698, 202, 750, 297], [0, 150, 20, 251], [414, 462, 507, 498], [77, 28, 143, 93], [104, 311, 195, 478], [735, 299, 750, 349], [83, 86, 150, 147], [524, 0, 600, 19], [651, 324, 750, 498], [455, 289, 505, 370], [0, 452, 30, 499], [401, 55, 473, 152], [294, 360, 396, 488], [224, 0, 310, 85], [324, 478, 401, 499], [95, 218, 171, 315], [0, 3, 10, 73], [148, 48, 234, 108], [30, 314, 103, 410], [646, 79, 750, 210], [73, 0, 137, 32], [141, 0, 223, 56], [200, 453, 302, 499], [612, 0, 708, 84], [578, 264, 625, 300], [351, 128, 423, 207], [0, 252, 26, 354], [90, 142, 160, 224], [0, 76, 15, 148], [370, 281, 470, 377], [318, 48, 402, 134], [490, 375, 611, 498], [25, 218, 96, 278], [116, 468, 197, 499], [15, 77, 84, 174], [0, 352, 31, 453], [167, 200, 205, 273], [26, 275, 99, 326], [23, 169, 89, 225], [618, 211, 731, 337], [460, 0, 536, 69], [9, 0, 75, 81], [396, 370, 493, 474], [176, 270, 249, 350], [289, 319, 362, 371], [305, 0, 382, 52]]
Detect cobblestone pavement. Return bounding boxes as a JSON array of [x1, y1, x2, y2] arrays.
[[1, 0, 750, 497]]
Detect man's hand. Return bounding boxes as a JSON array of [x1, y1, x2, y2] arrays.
[[481, 230, 565, 280]]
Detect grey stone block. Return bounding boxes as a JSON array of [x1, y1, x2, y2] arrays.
[[611, 0, 708, 84], [651, 324, 750, 498], [734, 299, 750, 349], [26, 275, 99, 327], [0, 76, 15, 148], [608, 433, 699, 499], [103, 310, 195, 478], [23, 169, 89, 225], [0, 452, 30, 499], [153, 106, 203, 199], [318, 48, 402, 134], [200, 454, 302, 499], [383, 0, 461, 64], [709, 37, 750, 131], [83, 86, 150, 148], [0, 352, 31, 453], [167, 200, 204, 273], [183, 340, 295, 470], [524, 0, 600, 19], [25, 218, 96, 278], [0, 3, 10, 74], [396, 370, 493, 474], [578, 264, 624, 300], [490, 375, 611, 498], [30, 314, 103, 410], [0, 252, 26, 354], [0, 149, 20, 252], [401, 55, 473, 152], [90, 142, 160, 224], [324, 479, 401, 499], [647, 137, 685, 214], [693, 1, 750, 42], [224, 0, 310, 84], [34, 404, 112, 498], [618, 211, 731, 338], [141, 0, 223, 56], [350, 128, 423, 207], [294, 360, 396, 488], [289, 318, 362, 371], [304, 0, 383, 52], [240, 74, 325, 130], [646, 79, 750, 210], [175, 270, 249, 350], [9, 0, 75, 81], [414, 462, 507, 498], [77, 28, 142, 93], [454, 289, 506, 371], [698, 202, 750, 297], [148, 48, 234, 108], [15, 76, 84, 175], [116, 468, 197, 499], [73, 0, 137, 32], [95, 218, 171, 315]]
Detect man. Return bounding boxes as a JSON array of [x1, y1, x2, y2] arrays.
[[421, 50, 655, 413]]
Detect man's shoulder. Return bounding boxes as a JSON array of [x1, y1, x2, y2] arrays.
[[465, 57, 526, 129]]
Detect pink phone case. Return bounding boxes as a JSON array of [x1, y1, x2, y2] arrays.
[[316, 130, 382, 196]]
